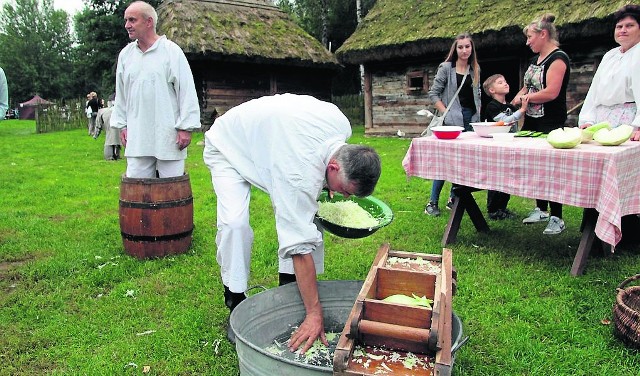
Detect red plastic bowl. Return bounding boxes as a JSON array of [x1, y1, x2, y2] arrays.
[[431, 126, 464, 139]]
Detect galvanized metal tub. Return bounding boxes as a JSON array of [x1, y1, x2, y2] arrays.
[[230, 280, 465, 375]]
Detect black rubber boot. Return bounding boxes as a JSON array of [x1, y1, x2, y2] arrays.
[[224, 285, 247, 344], [224, 285, 247, 312], [278, 273, 297, 286]]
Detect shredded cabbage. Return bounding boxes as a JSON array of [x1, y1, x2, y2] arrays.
[[386, 256, 442, 273], [317, 201, 379, 228], [264, 327, 340, 367], [350, 345, 434, 372]]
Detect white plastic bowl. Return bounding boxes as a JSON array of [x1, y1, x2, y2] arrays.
[[492, 133, 515, 142], [471, 122, 511, 138]]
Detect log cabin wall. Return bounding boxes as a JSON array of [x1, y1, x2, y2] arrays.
[[191, 61, 334, 131], [561, 45, 613, 126], [366, 62, 440, 136], [272, 66, 333, 102], [364, 44, 617, 137]]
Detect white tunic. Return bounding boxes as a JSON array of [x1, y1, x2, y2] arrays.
[[579, 43, 640, 127], [0, 68, 8, 117], [111, 36, 201, 159], [204, 94, 351, 259]]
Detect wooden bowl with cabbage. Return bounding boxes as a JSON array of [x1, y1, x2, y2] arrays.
[[315, 191, 393, 239]]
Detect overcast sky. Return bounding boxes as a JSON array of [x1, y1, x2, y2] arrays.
[[0, 0, 85, 16]]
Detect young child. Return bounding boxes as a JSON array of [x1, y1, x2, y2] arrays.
[[481, 74, 528, 220], [483, 74, 528, 132]]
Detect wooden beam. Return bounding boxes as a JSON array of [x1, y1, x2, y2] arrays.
[[363, 68, 373, 128]]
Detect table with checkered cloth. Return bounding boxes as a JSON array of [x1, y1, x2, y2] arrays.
[[402, 132, 640, 273]]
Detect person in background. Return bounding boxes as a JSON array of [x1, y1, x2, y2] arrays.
[[579, 4, 640, 244], [578, 4, 640, 141], [86, 92, 100, 137], [85, 93, 92, 126], [110, 1, 200, 178], [0, 67, 8, 120], [424, 33, 482, 217], [95, 93, 121, 161], [512, 13, 571, 235], [203, 94, 381, 353], [482, 74, 529, 220], [483, 74, 528, 132]]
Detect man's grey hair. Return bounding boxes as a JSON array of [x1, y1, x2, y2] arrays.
[[333, 144, 381, 197]]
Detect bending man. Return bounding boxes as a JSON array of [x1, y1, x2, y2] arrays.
[[203, 94, 381, 353]]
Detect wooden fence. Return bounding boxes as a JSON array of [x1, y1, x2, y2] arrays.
[[33, 95, 365, 133], [35, 99, 88, 133]]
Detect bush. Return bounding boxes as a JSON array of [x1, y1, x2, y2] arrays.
[[332, 94, 364, 126]]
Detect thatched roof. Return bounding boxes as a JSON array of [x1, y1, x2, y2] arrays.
[[158, 0, 339, 68], [336, 0, 633, 64]]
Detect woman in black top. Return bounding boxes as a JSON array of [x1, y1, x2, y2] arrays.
[[512, 13, 571, 235], [424, 33, 482, 217]]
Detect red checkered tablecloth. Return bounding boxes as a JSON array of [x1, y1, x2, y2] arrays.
[[402, 132, 640, 247]]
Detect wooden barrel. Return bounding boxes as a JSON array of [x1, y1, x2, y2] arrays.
[[119, 174, 194, 259]]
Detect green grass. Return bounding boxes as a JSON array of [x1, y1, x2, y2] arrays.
[[1, 119, 639, 375]]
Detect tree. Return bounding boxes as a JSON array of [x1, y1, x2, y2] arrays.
[[73, 0, 128, 99], [275, 0, 376, 52], [0, 0, 75, 102], [275, 0, 377, 95]]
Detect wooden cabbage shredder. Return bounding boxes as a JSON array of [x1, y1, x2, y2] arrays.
[[333, 243, 456, 376]]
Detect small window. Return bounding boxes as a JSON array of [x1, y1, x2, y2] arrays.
[[406, 70, 427, 94]]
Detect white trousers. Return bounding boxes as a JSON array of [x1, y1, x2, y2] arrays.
[[205, 142, 324, 293], [126, 157, 185, 178]]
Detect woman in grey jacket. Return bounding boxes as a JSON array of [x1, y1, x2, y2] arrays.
[[424, 33, 482, 216]]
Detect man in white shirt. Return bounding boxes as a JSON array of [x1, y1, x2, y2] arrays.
[[111, 1, 201, 178], [0, 67, 8, 120], [203, 94, 381, 353]]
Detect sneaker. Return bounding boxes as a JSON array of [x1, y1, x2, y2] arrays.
[[488, 208, 516, 220], [543, 216, 566, 235], [522, 207, 550, 224], [446, 198, 454, 210], [425, 202, 440, 217]]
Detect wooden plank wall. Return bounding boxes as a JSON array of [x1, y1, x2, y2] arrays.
[[563, 46, 611, 125], [368, 63, 438, 136], [192, 61, 333, 131]]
